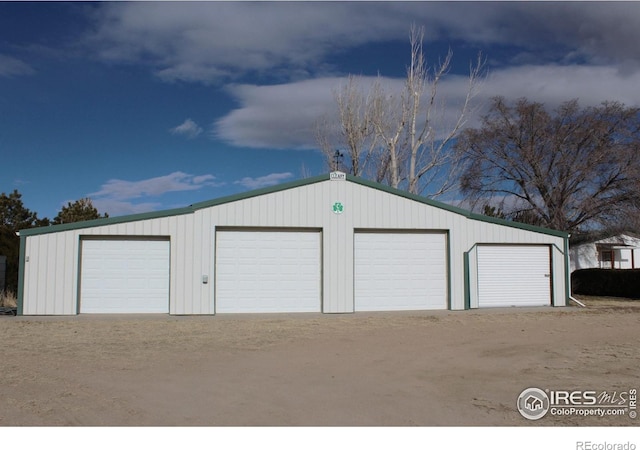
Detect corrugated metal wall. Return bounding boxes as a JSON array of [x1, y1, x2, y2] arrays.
[[21, 175, 567, 315]]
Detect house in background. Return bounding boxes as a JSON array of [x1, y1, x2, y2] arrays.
[[570, 233, 640, 272]]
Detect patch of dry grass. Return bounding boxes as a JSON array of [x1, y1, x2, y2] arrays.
[[0, 290, 17, 308], [573, 294, 640, 309]]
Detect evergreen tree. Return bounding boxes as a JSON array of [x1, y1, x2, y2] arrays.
[[53, 198, 108, 225], [0, 190, 48, 293]]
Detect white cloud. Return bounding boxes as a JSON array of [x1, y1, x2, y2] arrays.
[[214, 64, 640, 151], [81, 2, 640, 152], [84, 3, 640, 84], [0, 54, 35, 77], [86, 2, 393, 83], [192, 174, 215, 184], [170, 118, 203, 139], [88, 171, 224, 216], [90, 171, 222, 201], [482, 65, 640, 108], [234, 172, 294, 190], [214, 78, 345, 149], [81, 3, 443, 84], [89, 171, 295, 215], [88, 199, 163, 217]]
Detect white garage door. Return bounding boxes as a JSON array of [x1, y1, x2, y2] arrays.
[[477, 245, 551, 307], [354, 232, 447, 311], [80, 239, 170, 313], [215, 230, 321, 313]]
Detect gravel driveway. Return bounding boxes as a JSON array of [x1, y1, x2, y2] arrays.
[[1, 298, 638, 426]]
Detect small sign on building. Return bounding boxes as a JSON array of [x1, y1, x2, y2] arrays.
[[330, 171, 346, 181]]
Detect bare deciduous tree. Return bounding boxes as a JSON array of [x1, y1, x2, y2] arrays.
[[455, 97, 640, 232], [316, 26, 484, 197], [385, 26, 484, 196], [314, 75, 379, 178]]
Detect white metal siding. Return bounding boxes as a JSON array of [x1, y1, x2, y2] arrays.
[[22, 232, 78, 315], [477, 245, 551, 307], [354, 232, 447, 311], [80, 239, 170, 313], [215, 230, 321, 313], [21, 176, 568, 315]]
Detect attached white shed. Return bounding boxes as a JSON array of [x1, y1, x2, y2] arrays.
[[18, 172, 569, 315]]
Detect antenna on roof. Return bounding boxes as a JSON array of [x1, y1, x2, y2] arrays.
[[333, 149, 344, 171]]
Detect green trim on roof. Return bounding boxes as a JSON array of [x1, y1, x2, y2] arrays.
[[468, 210, 568, 238], [190, 174, 328, 209], [347, 175, 472, 216], [18, 175, 327, 237], [346, 175, 569, 238], [463, 251, 471, 310], [16, 234, 25, 316], [564, 238, 571, 306], [18, 172, 568, 239], [19, 205, 193, 237]]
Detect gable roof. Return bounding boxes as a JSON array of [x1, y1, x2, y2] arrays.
[[572, 232, 640, 247], [570, 230, 640, 246], [19, 173, 568, 238]]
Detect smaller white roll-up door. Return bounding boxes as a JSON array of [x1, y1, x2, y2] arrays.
[[354, 232, 448, 311], [215, 230, 321, 313], [80, 239, 170, 313], [477, 245, 551, 307]]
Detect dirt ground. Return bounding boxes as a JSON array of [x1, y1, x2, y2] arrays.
[[0, 296, 638, 427]]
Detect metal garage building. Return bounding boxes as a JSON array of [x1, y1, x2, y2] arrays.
[[17, 172, 569, 315]]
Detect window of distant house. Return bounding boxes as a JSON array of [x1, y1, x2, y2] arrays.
[[601, 250, 614, 268]]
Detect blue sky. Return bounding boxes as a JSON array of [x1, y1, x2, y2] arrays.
[[2, 1, 640, 219]]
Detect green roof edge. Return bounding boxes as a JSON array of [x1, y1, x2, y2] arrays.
[[190, 173, 328, 209], [18, 174, 328, 237], [18, 172, 568, 239], [18, 205, 193, 237], [346, 175, 569, 238]]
